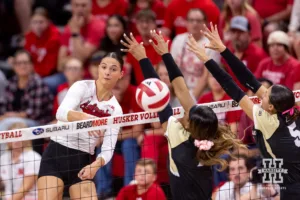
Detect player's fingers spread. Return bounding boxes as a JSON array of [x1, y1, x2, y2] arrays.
[[214, 24, 218, 33], [204, 32, 213, 40], [130, 32, 138, 43], [203, 24, 211, 33], [159, 30, 164, 40], [140, 42, 144, 48], [149, 39, 156, 48], [123, 33, 133, 44], [166, 40, 170, 46], [152, 30, 160, 41], [120, 40, 130, 48], [149, 40, 159, 52], [120, 48, 129, 52]]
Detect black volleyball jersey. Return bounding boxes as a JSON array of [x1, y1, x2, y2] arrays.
[[253, 105, 300, 185], [165, 116, 213, 200]]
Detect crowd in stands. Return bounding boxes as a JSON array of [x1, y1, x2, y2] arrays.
[[0, 0, 300, 199]]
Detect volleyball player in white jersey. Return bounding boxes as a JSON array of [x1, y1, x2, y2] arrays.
[[37, 53, 123, 200]]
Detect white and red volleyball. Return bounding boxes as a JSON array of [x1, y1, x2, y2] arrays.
[[136, 78, 170, 112]]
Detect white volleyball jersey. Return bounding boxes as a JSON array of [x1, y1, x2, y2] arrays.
[[0, 150, 41, 200], [52, 80, 123, 164]]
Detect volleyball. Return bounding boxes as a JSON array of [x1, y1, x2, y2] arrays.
[[136, 78, 170, 112]]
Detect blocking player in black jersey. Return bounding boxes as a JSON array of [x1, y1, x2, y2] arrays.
[[120, 32, 244, 200], [187, 22, 300, 199]]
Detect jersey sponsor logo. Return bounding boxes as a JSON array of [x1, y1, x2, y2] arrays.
[[32, 128, 44, 135], [46, 125, 70, 133], [258, 158, 288, 184], [0, 130, 22, 139]]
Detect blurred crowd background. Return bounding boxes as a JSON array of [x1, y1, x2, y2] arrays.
[[0, 0, 300, 199]]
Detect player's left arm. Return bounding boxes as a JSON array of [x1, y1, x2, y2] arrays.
[[78, 108, 123, 180]]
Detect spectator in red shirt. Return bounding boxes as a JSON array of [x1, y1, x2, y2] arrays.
[[91, 0, 128, 21], [95, 66, 145, 198], [46, 0, 105, 95], [222, 16, 268, 92], [116, 158, 166, 200], [58, 0, 105, 71], [127, 0, 166, 35], [162, 0, 220, 37], [255, 31, 300, 89], [52, 58, 84, 116], [24, 7, 61, 78], [219, 0, 262, 46], [125, 9, 170, 85], [252, 0, 293, 24], [251, 0, 293, 49]]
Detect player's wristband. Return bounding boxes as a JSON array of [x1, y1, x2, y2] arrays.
[[139, 58, 160, 79], [162, 53, 183, 82], [220, 48, 262, 93]]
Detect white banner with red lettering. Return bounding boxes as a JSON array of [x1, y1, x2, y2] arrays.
[[1, 90, 300, 143]]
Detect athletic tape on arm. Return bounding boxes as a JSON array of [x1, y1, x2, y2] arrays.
[[1, 91, 300, 143]]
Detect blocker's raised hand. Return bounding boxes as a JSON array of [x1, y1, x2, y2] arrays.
[[149, 30, 170, 55], [201, 22, 226, 53], [186, 34, 210, 63], [120, 33, 147, 61]]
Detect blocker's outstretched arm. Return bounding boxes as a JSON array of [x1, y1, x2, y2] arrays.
[[148, 30, 195, 122], [187, 33, 255, 121], [201, 23, 267, 99], [120, 33, 172, 131]]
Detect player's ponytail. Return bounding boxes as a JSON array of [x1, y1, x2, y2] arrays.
[[194, 124, 244, 171], [189, 106, 245, 171]]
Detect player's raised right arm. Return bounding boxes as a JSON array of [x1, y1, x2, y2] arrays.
[[202, 23, 267, 99], [56, 81, 95, 122]]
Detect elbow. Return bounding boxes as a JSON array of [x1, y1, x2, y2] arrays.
[[56, 106, 70, 122]]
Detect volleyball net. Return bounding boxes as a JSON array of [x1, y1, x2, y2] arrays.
[[1, 90, 300, 199]]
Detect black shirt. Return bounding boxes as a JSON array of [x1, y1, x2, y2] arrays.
[[12, 88, 24, 111], [166, 116, 213, 200]]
